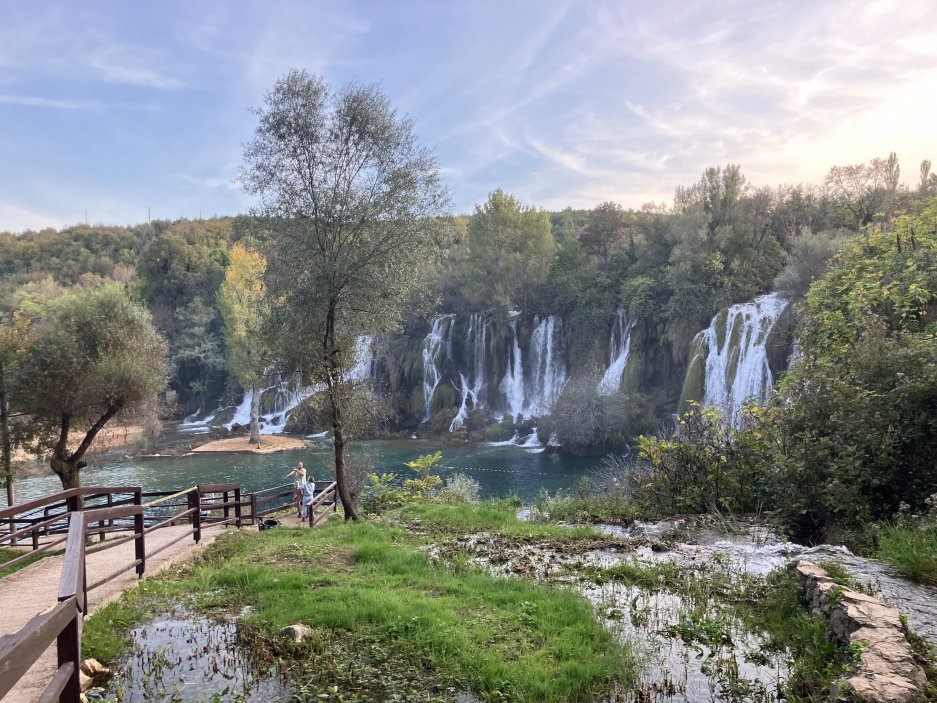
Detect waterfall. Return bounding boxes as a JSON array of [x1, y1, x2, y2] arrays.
[[226, 335, 374, 433], [696, 293, 790, 422], [525, 316, 567, 417], [449, 314, 487, 431], [421, 315, 453, 421], [499, 321, 525, 419], [598, 310, 635, 396]]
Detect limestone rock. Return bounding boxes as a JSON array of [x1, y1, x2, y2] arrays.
[[280, 623, 314, 643], [791, 560, 926, 703], [79, 658, 110, 678]]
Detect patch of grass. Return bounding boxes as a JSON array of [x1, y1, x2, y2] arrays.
[[536, 491, 637, 526], [90, 510, 633, 702], [900, 615, 937, 703], [82, 598, 150, 663], [734, 570, 850, 702], [876, 522, 937, 587], [0, 547, 55, 578]]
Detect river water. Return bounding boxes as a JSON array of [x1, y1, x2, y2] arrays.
[[14, 437, 601, 504]]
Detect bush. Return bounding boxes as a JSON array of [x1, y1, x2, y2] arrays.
[[359, 452, 445, 514], [540, 378, 655, 454], [635, 403, 778, 517], [441, 472, 481, 504]]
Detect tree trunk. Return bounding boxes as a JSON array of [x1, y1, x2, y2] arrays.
[[49, 403, 122, 490], [0, 362, 13, 506], [249, 381, 261, 445], [50, 456, 82, 489], [325, 304, 358, 521]]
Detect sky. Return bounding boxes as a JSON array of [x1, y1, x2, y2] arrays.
[[1, 0, 936, 233]]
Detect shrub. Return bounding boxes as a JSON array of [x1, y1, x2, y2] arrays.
[[635, 403, 778, 517], [442, 472, 481, 504]]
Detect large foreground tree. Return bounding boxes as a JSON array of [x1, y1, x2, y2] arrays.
[[241, 69, 449, 519], [13, 285, 167, 489]]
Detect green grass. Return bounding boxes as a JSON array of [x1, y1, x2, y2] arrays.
[[84, 504, 633, 702], [876, 522, 937, 586], [0, 547, 58, 579], [734, 571, 856, 702], [535, 491, 637, 526]]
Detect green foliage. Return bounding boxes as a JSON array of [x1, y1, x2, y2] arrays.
[[12, 284, 167, 487], [635, 403, 779, 516], [775, 198, 937, 539], [540, 378, 655, 454], [734, 570, 846, 702], [875, 497, 937, 586], [170, 296, 225, 412], [453, 189, 555, 310], [361, 452, 445, 513], [773, 228, 850, 297], [402, 451, 444, 500]]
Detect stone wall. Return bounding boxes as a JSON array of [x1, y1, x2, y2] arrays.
[[791, 559, 927, 703]]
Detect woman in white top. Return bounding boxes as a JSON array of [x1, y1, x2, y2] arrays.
[[286, 461, 306, 517]]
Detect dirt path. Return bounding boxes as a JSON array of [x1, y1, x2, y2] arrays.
[[0, 523, 229, 702]]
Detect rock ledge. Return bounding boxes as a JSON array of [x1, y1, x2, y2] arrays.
[[791, 559, 926, 703]]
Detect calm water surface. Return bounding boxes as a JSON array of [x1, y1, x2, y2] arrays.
[[16, 438, 602, 504]]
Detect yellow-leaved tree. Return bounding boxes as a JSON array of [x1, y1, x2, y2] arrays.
[[218, 244, 268, 444]]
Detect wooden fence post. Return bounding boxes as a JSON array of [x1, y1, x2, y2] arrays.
[[193, 488, 202, 544], [234, 486, 242, 529], [133, 491, 145, 578], [249, 492, 258, 526]]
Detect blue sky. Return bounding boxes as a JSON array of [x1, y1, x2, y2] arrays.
[[2, 0, 936, 232]]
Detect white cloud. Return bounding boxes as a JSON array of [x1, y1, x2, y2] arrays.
[[0, 94, 101, 110], [88, 47, 183, 88]]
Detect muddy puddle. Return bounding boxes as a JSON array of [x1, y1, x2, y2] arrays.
[[590, 583, 785, 703], [103, 612, 288, 702]]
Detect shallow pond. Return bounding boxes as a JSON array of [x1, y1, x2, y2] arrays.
[[103, 612, 288, 702]]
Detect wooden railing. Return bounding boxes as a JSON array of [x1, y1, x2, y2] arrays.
[[305, 481, 339, 526], [248, 483, 295, 523], [0, 479, 339, 702], [0, 511, 87, 702]]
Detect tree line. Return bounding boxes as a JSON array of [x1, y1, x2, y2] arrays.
[[2, 67, 935, 516]]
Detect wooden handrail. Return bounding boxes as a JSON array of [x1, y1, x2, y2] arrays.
[[0, 475, 342, 701], [141, 487, 197, 509]]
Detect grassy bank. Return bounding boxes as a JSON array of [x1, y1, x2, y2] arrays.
[[875, 521, 937, 587], [85, 505, 633, 702]]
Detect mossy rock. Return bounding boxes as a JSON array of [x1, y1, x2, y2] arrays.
[[678, 342, 708, 414]]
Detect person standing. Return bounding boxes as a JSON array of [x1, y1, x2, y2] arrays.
[[286, 461, 306, 517]]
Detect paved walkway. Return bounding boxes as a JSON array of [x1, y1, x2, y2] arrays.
[[0, 523, 228, 702]]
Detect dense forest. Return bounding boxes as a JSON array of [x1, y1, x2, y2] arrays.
[[2, 156, 935, 452], [4, 150, 934, 545]]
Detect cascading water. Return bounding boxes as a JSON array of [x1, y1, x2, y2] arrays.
[[225, 335, 375, 433], [499, 321, 525, 420], [524, 316, 567, 418], [449, 314, 487, 431], [422, 315, 454, 421], [695, 293, 790, 423], [598, 309, 635, 396]]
